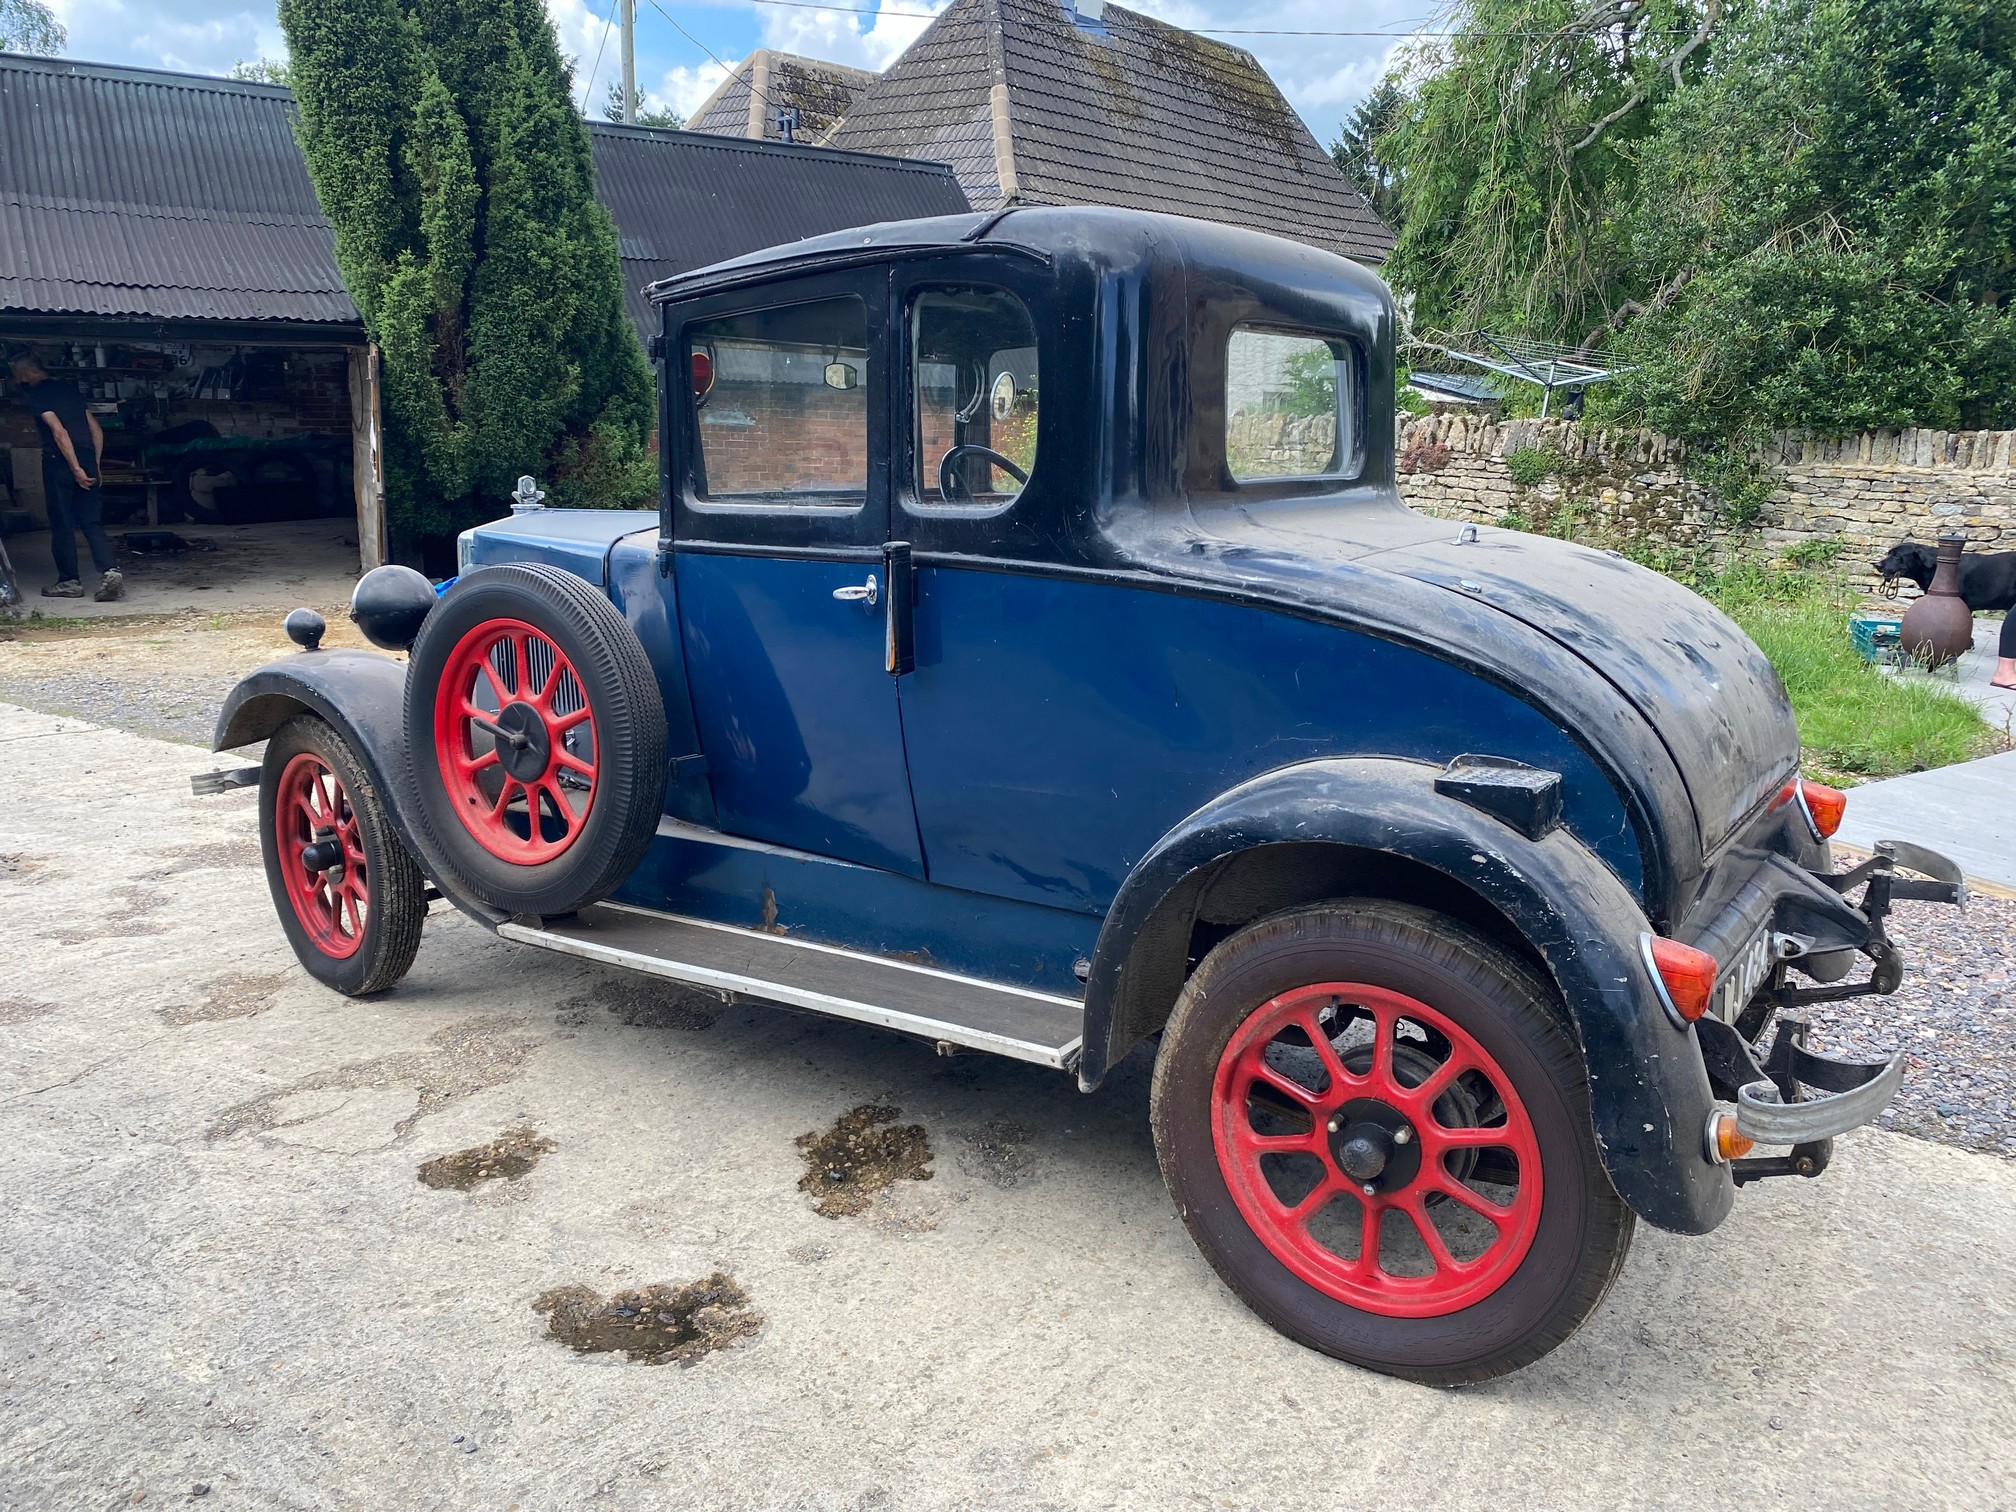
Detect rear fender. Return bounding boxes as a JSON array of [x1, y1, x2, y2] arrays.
[[1083, 756, 1732, 1235], [213, 650, 506, 927]]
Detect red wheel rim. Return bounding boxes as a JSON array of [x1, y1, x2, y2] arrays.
[[275, 752, 368, 960], [434, 617, 598, 863], [1211, 982, 1544, 1318]]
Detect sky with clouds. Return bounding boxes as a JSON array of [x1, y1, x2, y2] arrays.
[[36, 0, 1423, 145]]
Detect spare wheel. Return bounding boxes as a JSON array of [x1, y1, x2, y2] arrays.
[[405, 562, 666, 917]]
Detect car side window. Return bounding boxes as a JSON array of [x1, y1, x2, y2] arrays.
[[686, 297, 869, 508], [911, 287, 1038, 509], [1225, 326, 1360, 482]]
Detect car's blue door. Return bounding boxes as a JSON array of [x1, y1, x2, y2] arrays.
[[668, 279, 925, 878]]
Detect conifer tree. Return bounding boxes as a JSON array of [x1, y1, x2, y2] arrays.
[[280, 0, 654, 538]]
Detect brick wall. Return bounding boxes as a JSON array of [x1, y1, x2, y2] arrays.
[[697, 381, 867, 496]]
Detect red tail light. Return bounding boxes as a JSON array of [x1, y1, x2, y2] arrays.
[[1646, 936, 1718, 1023]]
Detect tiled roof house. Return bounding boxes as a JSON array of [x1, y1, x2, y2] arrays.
[[684, 50, 877, 145], [827, 0, 1394, 264]]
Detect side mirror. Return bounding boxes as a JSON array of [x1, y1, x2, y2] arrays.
[[824, 362, 860, 391]]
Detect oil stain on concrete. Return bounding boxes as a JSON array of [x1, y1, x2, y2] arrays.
[[209, 1015, 543, 1144], [0, 997, 58, 1026], [557, 977, 721, 1032], [795, 1103, 933, 1218], [158, 969, 291, 1027], [418, 1126, 557, 1190], [532, 1274, 762, 1365], [148, 838, 263, 876], [0, 851, 51, 882], [954, 1120, 1038, 1189], [41, 882, 172, 944]]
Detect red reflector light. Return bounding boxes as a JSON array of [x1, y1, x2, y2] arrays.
[[690, 350, 714, 397], [1648, 936, 1718, 1023]]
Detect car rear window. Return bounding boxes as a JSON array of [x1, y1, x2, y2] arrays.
[[686, 297, 869, 508], [1225, 326, 1360, 483]]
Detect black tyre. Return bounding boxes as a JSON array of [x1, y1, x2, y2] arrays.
[[260, 714, 427, 996], [1150, 900, 1634, 1385], [404, 562, 665, 918]]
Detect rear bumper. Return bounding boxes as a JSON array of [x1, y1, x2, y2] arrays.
[[1687, 838, 1965, 1175], [1735, 1048, 1904, 1144], [1698, 1012, 1906, 1145]]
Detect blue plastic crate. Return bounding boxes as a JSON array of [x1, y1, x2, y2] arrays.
[[1849, 609, 1902, 662]]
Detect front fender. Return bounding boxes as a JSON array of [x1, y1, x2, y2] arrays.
[[213, 649, 505, 927], [1083, 756, 1731, 1235]]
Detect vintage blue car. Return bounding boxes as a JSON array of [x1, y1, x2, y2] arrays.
[[201, 207, 1962, 1383]]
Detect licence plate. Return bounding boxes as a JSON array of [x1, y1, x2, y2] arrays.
[[1713, 930, 1772, 1022]]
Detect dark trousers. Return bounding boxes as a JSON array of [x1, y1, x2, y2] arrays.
[[42, 453, 114, 582], [2003, 612, 2016, 659]]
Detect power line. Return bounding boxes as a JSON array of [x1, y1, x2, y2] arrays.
[[718, 0, 1698, 40], [585, 1, 618, 109], [641, 0, 795, 129], [642, 0, 751, 87]]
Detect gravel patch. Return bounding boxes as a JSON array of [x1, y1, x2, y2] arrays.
[[1805, 888, 2016, 1161], [0, 608, 363, 745]]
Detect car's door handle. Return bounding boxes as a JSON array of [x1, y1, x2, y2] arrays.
[[833, 574, 878, 607]]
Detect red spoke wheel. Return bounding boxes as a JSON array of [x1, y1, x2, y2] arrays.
[[1151, 901, 1634, 1385], [405, 564, 666, 919], [273, 750, 370, 959], [1212, 982, 1543, 1318], [434, 617, 600, 864], [259, 715, 427, 996]]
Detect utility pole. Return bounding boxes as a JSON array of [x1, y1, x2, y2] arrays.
[[620, 0, 636, 122]]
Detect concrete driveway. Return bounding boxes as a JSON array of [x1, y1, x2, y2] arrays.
[[3, 702, 2013, 1511]]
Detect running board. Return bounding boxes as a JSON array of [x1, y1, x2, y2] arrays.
[[497, 902, 1085, 1071]]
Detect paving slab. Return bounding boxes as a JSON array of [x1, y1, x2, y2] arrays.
[[2, 703, 2015, 1510], [1836, 748, 2016, 891]]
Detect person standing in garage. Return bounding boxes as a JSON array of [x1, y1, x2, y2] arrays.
[[8, 351, 121, 601]]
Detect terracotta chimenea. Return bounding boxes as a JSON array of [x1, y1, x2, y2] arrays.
[[1899, 532, 1975, 667]]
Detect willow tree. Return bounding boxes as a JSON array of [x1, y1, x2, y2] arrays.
[[1607, 0, 2016, 442], [280, 0, 654, 538], [1385, 0, 1722, 343], [0, 0, 65, 54]]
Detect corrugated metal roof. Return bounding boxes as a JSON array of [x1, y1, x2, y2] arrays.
[[587, 123, 970, 332], [0, 53, 361, 326], [0, 53, 970, 337]]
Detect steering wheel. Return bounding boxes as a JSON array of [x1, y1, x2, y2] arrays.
[[938, 444, 1028, 503]]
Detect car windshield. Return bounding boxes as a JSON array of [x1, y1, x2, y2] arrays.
[[912, 287, 1038, 508], [687, 297, 870, 507]]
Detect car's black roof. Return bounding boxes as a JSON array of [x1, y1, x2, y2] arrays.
[[645, 204, 1390, 312]]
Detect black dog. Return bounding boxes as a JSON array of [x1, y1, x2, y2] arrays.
[[1873, 539, 2016, 613]]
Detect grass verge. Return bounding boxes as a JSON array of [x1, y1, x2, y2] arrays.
[[1690, 560, 2002, 783]]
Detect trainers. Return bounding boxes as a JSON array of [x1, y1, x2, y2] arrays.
[[94, 570, 125, 602], [41, 579, 83, 598]]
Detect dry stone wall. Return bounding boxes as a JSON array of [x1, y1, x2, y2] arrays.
[[1390, 413, 2016, 584]]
